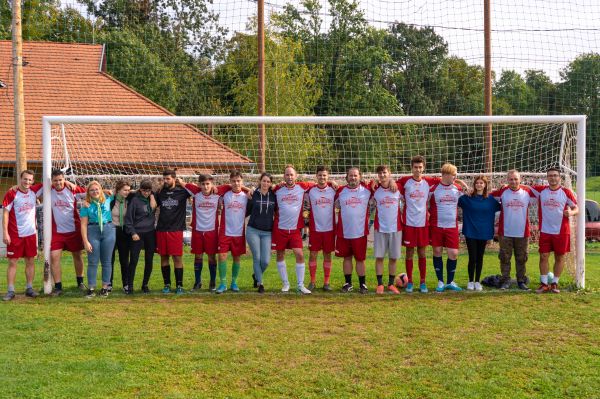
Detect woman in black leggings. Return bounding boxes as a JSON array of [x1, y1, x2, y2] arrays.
[[458, 176, 500, 291], [110, 180, 132, 292], [124, 180, 157, 294]]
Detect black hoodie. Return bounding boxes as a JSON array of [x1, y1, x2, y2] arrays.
[[246, 189, 276, 231], [124, 192, 156, 235]]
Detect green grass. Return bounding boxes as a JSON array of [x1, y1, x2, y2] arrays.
[[1, 248, 599, 399]]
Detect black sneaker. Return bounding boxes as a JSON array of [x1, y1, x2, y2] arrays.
[[209, 280, 216, 291], [141, 285, 150, 294], [99, 288, 109, 297], [51, 289, 63, 297], [122, 285, 129, 294], [107, 284, 113, 293], [252, 274, 258, 288], [25, 287, 39, 298], [124, 288, 133, 295], [3, 291, 15, 301], [359, 284, 369, 294], [500, 281, 511, 290], [78, 282, 88, 292], [86, 289, 96, 298], [517, 282, 530, 291], [258, 284, 265, 293], [341, 283, 353, 293], [192, 282, 202, 291]]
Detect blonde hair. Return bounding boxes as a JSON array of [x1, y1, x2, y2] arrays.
[[85, 180, 106, 204], [441, 163, 457, 176]]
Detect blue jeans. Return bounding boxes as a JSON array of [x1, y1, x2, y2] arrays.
[[87, 223, 116, 287], [246, 225, 272, 284]]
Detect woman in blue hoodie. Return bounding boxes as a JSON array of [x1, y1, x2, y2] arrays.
[[246, 173, 276, 293]]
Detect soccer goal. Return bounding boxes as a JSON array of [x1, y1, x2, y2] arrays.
[[41, 115, 587, 291]]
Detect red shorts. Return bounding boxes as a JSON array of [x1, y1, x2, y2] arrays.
[[218, 235, 246, 256], [309, 230, 335, 253], [335, 236, 367, 261], [191, 229, 218, 255], [271, 228, 303, 251], [402, 226, 430, 248], [155, 231, 184, 256], [51, 231, 84, 252], [7, 234, 37, 259], [430, 226, 459, 249], [539, 232, 570, 255]]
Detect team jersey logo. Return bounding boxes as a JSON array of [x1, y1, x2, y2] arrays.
[[506, 199, 526, 209], [344, 197, 364, 208], [161, 198, 179, 208], [378, 196, 398, 208], [542, 198, 562, 209], [17, 202, 34, 213], [281, 193, 300, 204], [53, 199, 72, 209], [226, 201, 245, 211], [439, 194, 457, 204], [198, 201, 217, 210], [409, 190, 425, 200], [314, 196, 333, 208]]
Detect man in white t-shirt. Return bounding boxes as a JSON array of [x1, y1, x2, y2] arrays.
[[490, 170, 537, 290], [3, 170, 43, 301], [531, 167, 578, 294], [335, 167, 373, 294]]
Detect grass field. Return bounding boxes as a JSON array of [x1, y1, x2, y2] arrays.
[[0, 247, 599, 399]]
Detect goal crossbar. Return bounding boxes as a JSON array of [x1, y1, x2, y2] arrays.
[[41, 115, 587, 289]]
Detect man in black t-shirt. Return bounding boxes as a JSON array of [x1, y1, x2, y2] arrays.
[[155, 169, 191, 294]]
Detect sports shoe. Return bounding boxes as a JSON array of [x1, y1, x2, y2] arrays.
[[51, 289, 63, 297], [500, 281, 511, 290], [474, 282, 483, 291], [85, 288, 96, 298], [550, 282, 560, 293], [176, 286, 184, 295], [25, 287, 39, 298], [297, 285, 312, 295], [257, 284, 265, 294], [517, 282, 530, 291], [535, 283, 550, 294], [467, 282, 475, 291], [252, 274, 258, 288], [435, 281, 445, 293], [281, 282, 290, 292], [124, 288, 133, 295], [307, 282, 316, 291], [341, 283, 353, 293], [215, 283, 227, 294], [209, 280, 216, 291], [419, 283, 428, 293], [445, 281, 463, 292], [387, 284, 400, 294], [122, 285, 130, 294], [78, 282, 88, 292], [359, 284, 369, 295], [192, 282, 202, 291], [376, 284, 385, 294], [405, 282, 414, 293], [162, 285, 171, 294], [99, 288, 109, 297], [3, 291, 15, 301], [230, 282, 240, 292], [141, 285, 150, 294], [107, 284, 113, 293], [322, 284, 332, 292]]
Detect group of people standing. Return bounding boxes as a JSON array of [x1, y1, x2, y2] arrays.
[[1, 156, 578, 300]]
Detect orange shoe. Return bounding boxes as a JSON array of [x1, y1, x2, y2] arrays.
[[550, 283, 560, 293], [535, 283, 550, 294], [387, 284, 400, 294], [376, 284, 385, 294]]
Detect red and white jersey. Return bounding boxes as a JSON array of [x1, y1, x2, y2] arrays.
[[51, 185, 86, 234], [398, 176, 440, 228], [373, 186, 401, 233], [335, 184, 372, 239], [307, 185, 336, 232], [428, 182, 464, 229], [532, 185, 577, 235], [219, 190, 248, 237], [273, 182, 312, 230], [3, 184, 43, 238], [491, 185, 537, 238], [186, 184, 230, 232]]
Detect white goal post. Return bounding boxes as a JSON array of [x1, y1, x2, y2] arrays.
[[41, 115, 587, 292]]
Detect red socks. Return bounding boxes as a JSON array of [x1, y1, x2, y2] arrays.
[[418, 257, 427, 283], [406, 259, 414, 283], [323, 261, 332, 284], [309, 261, 317, 284]]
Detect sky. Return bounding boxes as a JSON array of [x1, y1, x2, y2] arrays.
[[210, 0, 600, 81]]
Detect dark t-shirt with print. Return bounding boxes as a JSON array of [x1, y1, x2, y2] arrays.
[[155, 186, 191, 232]]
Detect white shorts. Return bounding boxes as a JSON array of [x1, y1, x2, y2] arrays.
[[374, 231, 402, 259]]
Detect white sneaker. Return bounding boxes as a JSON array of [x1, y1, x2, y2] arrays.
[[297, 285, 312, 295], [467, 282, 475, 290], [474, 282, 483, 291], [281, 282, 290, 292]]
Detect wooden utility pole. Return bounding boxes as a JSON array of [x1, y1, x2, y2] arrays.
[[12, 0, 28, 177], [257, 0, 266, 172], [484, 0, 493, 173]]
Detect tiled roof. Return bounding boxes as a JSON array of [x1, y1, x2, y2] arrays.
[[0, 41, 253, 173]]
